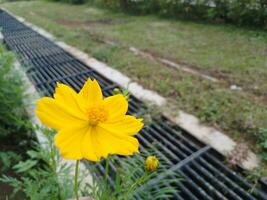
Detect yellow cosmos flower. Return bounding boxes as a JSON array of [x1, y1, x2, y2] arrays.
[[35, 79, 143, 161], [145, 156, 159, 172]]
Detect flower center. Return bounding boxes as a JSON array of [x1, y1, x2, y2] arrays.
[[88, 104, 108, 126]]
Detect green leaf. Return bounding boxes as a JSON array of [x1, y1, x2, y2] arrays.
[[27, 150, 40, 159], [261, 140, 267, 149], [13, 160, 38, 173], [261, 153, 267, 161]]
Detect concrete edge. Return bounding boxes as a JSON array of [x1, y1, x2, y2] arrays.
[[164, 111, 259, 170], [1, 9, 260, 170], [55, 41, 166, 106], [0, 31, 3, 42]]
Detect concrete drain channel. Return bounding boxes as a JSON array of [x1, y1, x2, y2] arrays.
[[0, 10, 266, 200]]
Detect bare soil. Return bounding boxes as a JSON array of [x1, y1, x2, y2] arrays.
[[56, 18, 126, 28]]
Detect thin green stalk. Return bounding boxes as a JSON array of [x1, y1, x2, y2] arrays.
[[105, 157, 110, 183], [48, 133, 63, 200], [120, 172, 148, 200], [74, 160, 80, 200], [50, 142, 57, 174]]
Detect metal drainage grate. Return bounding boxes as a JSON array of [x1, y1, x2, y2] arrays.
[[0, 10, 266, 200]]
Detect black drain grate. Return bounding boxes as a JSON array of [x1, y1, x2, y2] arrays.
[[0, 10, 266, 200]]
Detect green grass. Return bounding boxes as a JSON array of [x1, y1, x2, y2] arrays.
[[2, 1, 267, 160], [6, 1, 267, 95]]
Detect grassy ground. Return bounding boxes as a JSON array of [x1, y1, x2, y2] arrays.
[[2, 1, 267, 158]]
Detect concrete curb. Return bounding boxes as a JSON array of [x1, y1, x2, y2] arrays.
[[164, 111, 259, 170], [2, 9, 260, 170], [0, 32, 3, 42], [55, 41, 166, 106]]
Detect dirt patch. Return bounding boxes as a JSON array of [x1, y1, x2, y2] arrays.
[[56, 19, 125, 28]]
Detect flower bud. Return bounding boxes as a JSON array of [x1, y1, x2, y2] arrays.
[[145, 156, 159, 172]]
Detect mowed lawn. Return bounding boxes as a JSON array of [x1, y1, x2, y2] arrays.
[[2, 2, 267, 155]]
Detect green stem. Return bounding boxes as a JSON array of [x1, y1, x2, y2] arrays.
[[49, 135, 62, 199], [121, 172, 148, 200], [105, 157, 110, 183], [74, 160, 80, 200], [51, 143, 57, 174]]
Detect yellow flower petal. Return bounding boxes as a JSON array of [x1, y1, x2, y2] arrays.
[[100, 115, 143, 136], [54, 82, 86, 114], [78, 79, 102, 107], [81, 127, 99, 161], [103, 94, 128, 122], [54, 127, 88, 160], [55, 126, 101, 161], [95, 126, 139, 156], [35, 97, 88, 130], [90, 127, 109, 159]]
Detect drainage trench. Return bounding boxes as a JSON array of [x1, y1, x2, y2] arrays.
[[0, 10, 266, 200]]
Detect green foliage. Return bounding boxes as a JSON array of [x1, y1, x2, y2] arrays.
[[1, 128, 75, 200], [0, 46, 33, 139], [255, 128, 267, 161], [85, 148, 180, 200], [1, 125, 180, 200], [0, 151, 22, 172], [0, 46, 41, 198], [0, 47, 23, 136], [0, 45, 35, 173], [112, 88, 130, 100], [91, 0, 267, 28], [45, 0, 85, 5], [0, 0, 30, 3]]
